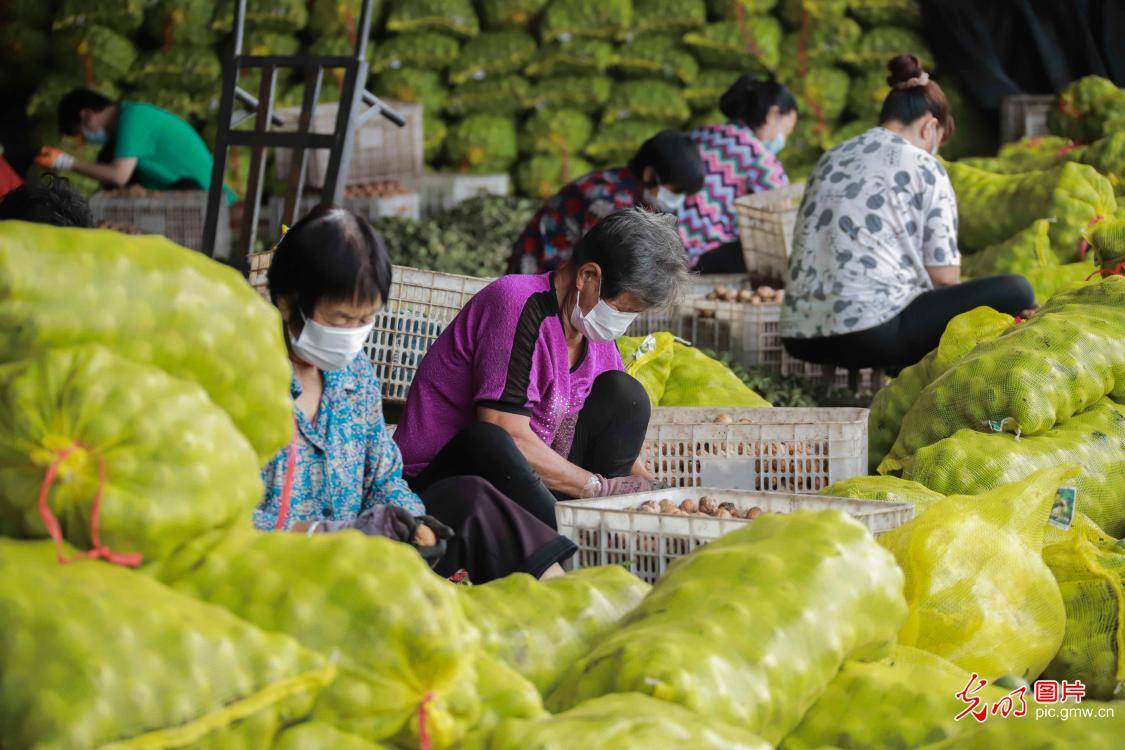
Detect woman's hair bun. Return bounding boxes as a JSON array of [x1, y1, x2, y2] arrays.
[[886, 54, 925, 87]]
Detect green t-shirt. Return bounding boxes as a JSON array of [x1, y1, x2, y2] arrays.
[[114, 101, 235, 202]]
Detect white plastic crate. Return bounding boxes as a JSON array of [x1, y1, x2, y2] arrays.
[[248, 248, 273, 298], [88, 190, 230, 256], [642, 406, 868, 491], [265, 191, 420, 233], [367, 266, 493, 403], [403, 172, 510, 218], [734, 182, 804, 284], [272, 100, 424, 188], [556, 486, 912, 583], [1000, 95, 1055, 144], [631, 273, 750, 338]]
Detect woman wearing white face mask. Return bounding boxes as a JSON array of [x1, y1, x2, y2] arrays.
[[257, 206, 577, 583], [681, 76, 799, 275], [510, 130, 705, 274], [396, 208, 689, 528], [780, 55, 1035, 374]]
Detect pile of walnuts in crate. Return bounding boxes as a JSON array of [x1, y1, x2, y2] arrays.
[[705, 284, 785, 304], [628, 496, 764, 520]]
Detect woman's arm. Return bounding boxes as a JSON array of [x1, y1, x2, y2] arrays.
[[72, 157, 137, 188], [926, 266, 961, 287], [478, 406, 594, 498], [363, 382, 426, 516]]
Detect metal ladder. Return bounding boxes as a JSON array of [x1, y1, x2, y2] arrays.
[[201, 0, 405, 266]]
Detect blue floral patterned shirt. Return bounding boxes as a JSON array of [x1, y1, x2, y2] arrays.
[[254, 355, 424, 530]]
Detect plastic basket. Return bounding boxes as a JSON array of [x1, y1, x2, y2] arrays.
[[272, 100, 424, 188], [248, 248, 273, 299], [641, 406, 868, 491], [367, 266, 493, 403], [265, 191, 420, 234], [1000, 95, 1055, 144], [734, 182, 804, 283], [556, 486, 912, 583], [88, 190, 229, 256], [631, 273, 750, 338], [402, 172, 511, 218]]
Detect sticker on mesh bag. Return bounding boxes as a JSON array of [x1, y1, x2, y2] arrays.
[[1048, 485, 1077, 531], [982, 417, 1021, 440]]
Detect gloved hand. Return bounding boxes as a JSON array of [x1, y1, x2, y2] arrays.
[[413, 515, 454, 567], [322, 504, 417, 542], [589, 473, 666, 497], [35, 146, 75, 171]]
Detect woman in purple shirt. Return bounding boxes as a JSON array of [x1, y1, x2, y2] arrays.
[[394, 208, 689, 528]]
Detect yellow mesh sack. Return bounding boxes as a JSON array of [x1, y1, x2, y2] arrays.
[[618, 332, 675, 404], [780, 646, 1008, 750], [619, 333, 770, 407], [273, 723, 390, 750], [1087, 216, 1125, 274], [1041, 535, 1125, 700], [820, 475, 945, 512], [878, 466, 1075, 680]]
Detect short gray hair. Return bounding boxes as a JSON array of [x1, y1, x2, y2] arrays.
[[570, 207, 689, 310]]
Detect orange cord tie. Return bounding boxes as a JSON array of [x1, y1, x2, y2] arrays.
[[82, 52, 94, 89], [37, 444, 143, 568], [418, 691, 436, 750], [1076, 214, 1105, 261], [274, 417, 299, 531], [1086, 260, 1125, 280], [796, 9, 811, 77], [1055, 140, 1082, 158], [734, 3, 767, 71]]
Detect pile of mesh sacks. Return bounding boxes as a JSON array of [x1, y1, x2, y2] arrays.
[[3, 219, 1124, 747], [9, 0, 995, 200]]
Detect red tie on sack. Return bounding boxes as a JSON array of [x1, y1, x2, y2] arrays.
[[418, 691, 436, 750], [1076, 214, 1105, 261], [37, 443, 143, 567]]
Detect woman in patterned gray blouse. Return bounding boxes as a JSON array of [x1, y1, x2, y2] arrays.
[[780, 55, 1035, 373]]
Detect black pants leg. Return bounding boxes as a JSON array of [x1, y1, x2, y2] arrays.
[[567, 370, 651, 478], [695, 241, 748, 274], [782, 275, 1035, 373], [408, 421, 559, 528], [421, 476, 576, 583]]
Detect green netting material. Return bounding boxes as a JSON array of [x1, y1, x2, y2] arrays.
[[682, 18, 782, 74], [449, 30, 538, 85], [610, 34, 699, 84], [525, 39, 614, 78], [371, 32, 461, 73], [540, 0, 633, 42], [516, 155, 596, 200], [445, 114, 518, 172], [385, 0, 479, 37], [601, 79, 690, 125]]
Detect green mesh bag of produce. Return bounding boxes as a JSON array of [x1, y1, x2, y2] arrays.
[[618, 332, 674, 404], [847, 69, 890, 120], [1023, 260, 1100, 303], [212, 0, 309, 33], [308, 0, 380, 38], [517, 155, 596, 199], [1041, 534, 1125, 700], [471, 652, 548, 735], [583, 120, 666, 165], [445, 114, 518, 172], [825, 119, 871, 149], [0, 346, 261, 566], [945, 160, 1117, 259], [4, 0, 53, 28], [143, 0, 217, 47], [128, 46, 221, 92], [842, 25, 931, 70], [778, 0, 849, 28], [159, 528, 486, 749], [709, 0, 780, 18], [682, 18, 782, 73], [275, 722, 390, 750], [0, 539, 336, 749], [520, 108, 594, 156], [449, 30, 538, 84], [849, 0, 923, 28], [690, 107, 726, 129], [883, 279, 1125, 464], [540, 0, 632, 42], [684, 69, 740, 110], [525, 38, 613, 77], [633, 0, 706, 34], [866, 306, 1016, 471], [783, 65, 850, 122], [602, 79, 690, 126], [446, 76, 531, 116], [0, 223, 293, 462], [371, 31, 461, 73], [1073, 131, 1125, 196], [962, 219, 1053, 278], [664, 340, 772, 407], [1087, 216, 1125, 274], [879, 466, 1073, 680], [424, 116, 447, 162], [919, 705, 1125, 748], [480, 0, 549, 30], [781, 646, 1007, 750], [610, 33, 699, 84], [1048, 75, 1125, 143], [898, 398, 1125, 537], [777, 17, 862, 75], [54, 0, 143, 33], [387, 0, 479, 37], [528, 75, 613, 113], [992, 134, 1073, 171], [461, 694, 771, 750], [373, 68, 449, 111], [53, 25, 138, 83], [820, 475, 944, 511], [549, 510, 906, 744], [462, 566, 650, 695]]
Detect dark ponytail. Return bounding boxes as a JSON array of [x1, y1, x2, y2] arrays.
[[878, 54, 955, 142], [719, 75, 797, 129]]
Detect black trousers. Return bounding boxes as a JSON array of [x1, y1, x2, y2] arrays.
[[695, 241, 747, 274], [782, 275, 1036, 373], [421, 476, 576, 583], [408, 370, 651, 529]]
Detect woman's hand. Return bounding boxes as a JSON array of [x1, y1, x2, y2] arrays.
[[414, 524, 437, 547]]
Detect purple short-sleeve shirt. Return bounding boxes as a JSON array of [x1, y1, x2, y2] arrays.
[[394, 273, 624, 476]]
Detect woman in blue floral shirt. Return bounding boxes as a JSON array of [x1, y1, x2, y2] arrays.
[[256, 206, 575, 582]]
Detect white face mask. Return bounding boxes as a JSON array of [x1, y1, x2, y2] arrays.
[[291, 312, 374, 372], [651, 185, 686, 214], [570, 282, 638, 342]]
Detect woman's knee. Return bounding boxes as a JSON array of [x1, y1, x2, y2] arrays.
[[996, 274, 1036, 311], [453, 422, 523, 463], [591, 370, 651, 419]]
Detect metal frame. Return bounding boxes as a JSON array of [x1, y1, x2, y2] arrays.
[[202, 0, 406, 266]]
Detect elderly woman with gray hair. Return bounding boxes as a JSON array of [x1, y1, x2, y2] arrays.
[[394, 208, 687, 532]]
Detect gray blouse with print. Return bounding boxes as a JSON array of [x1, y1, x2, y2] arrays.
[[779, 127, 960, 339]]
